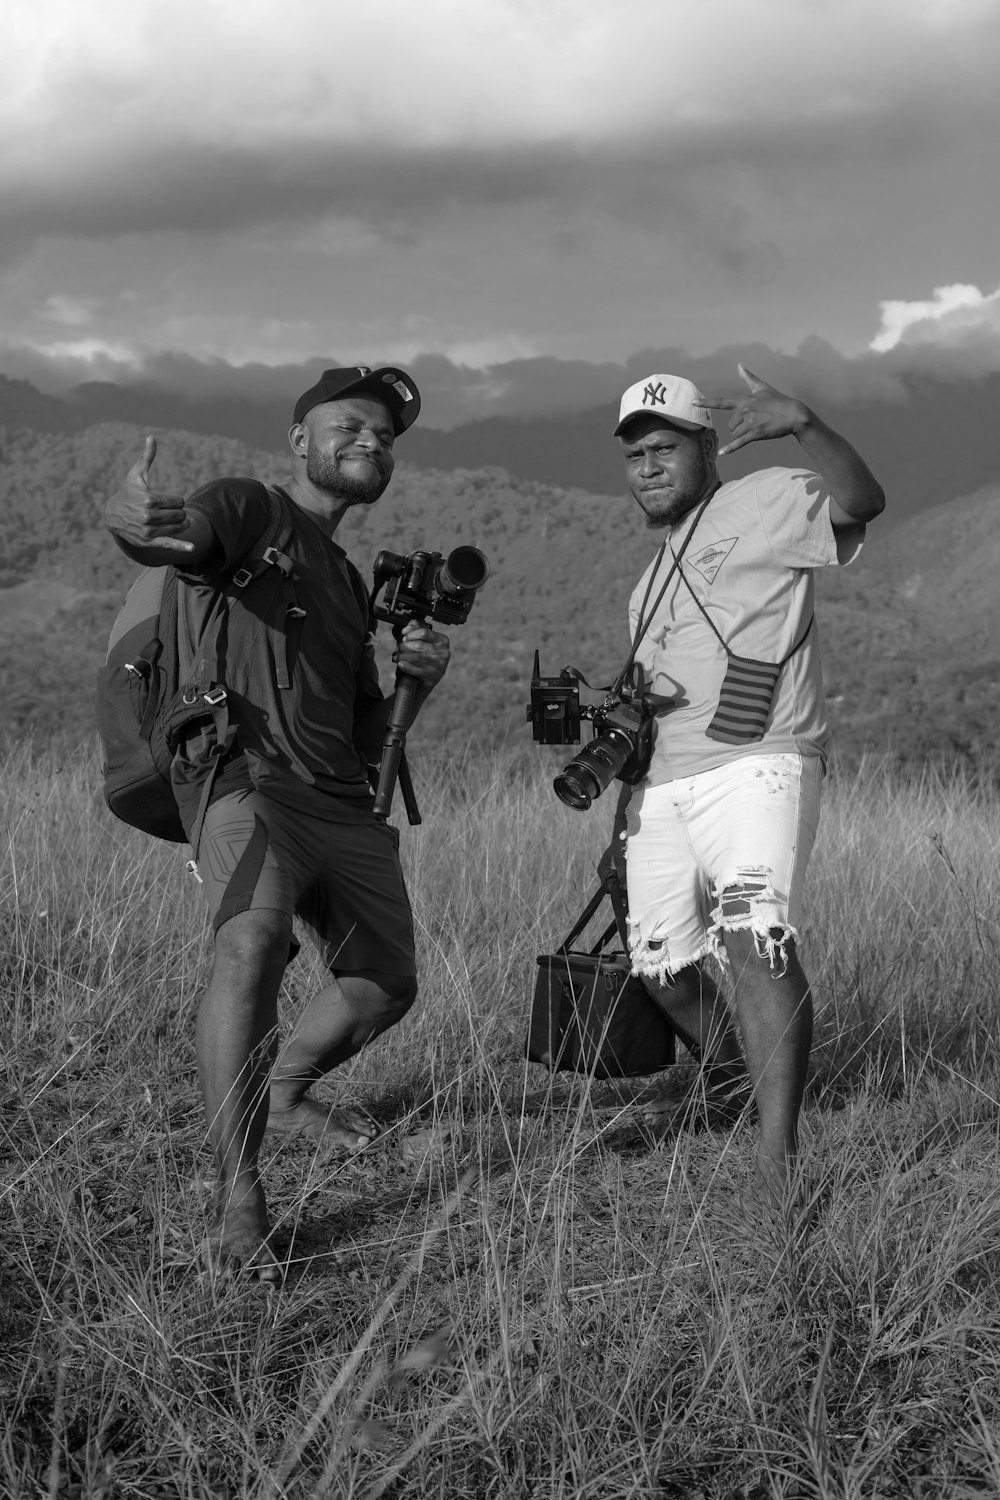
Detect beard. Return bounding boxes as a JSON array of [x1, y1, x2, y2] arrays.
[[641, 493, 703, 529], [636, 453, 717, 529], [306, 443, 389, 505]]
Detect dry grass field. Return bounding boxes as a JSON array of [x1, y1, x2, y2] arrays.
[[2, 740, 999, 1498]]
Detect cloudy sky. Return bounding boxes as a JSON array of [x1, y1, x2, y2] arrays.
[[4, 0, 1000, 426]]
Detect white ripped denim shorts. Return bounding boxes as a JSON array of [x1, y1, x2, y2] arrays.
[[624, 752, 822, 985]]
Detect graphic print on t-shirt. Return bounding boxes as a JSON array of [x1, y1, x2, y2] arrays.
[[687, 537, 738, 585]]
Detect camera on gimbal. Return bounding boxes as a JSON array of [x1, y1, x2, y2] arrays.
[[371, 546, 490, 630], [527, 652, 663, 811], [369, 545, 490, 824]]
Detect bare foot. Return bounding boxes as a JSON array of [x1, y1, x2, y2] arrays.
[[754, 1148, 792, 1204], [206, 1178, 282, 1284], [265, 1096, 380, 1150], [206, 1233, 283, 1285], [748, 1151, 819, 1237], [642, 1067, 753, 1137]]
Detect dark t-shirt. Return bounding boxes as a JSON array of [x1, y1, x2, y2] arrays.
[[171, 478, 384, 824]]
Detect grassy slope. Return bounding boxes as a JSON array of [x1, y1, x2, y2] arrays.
[[2, 742, 999, 1497]]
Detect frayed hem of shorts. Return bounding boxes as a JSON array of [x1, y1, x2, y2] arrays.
[[708, 868, 797, 979], [709, 915, 799, 980], [628, 936, 722, 987]]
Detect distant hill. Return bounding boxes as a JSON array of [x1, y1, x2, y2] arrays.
[[802, 483, 1000, 771], [0, 417, 997, 780], [3, 369, 1000, 524]]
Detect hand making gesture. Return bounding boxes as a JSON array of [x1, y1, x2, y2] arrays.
[[695, 363, 809, 457], [103, 435, 196, 554], [697, 361, 885, 526]]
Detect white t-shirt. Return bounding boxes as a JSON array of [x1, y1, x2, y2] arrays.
[[627, 467, 864, 784]]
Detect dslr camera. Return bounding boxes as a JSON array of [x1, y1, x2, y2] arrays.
[[527, 651, 660, 811], [371, 546, 490, 629]]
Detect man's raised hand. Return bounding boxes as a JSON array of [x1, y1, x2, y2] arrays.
[[103, 435, 196, 553], [695, 363, 810, 457]]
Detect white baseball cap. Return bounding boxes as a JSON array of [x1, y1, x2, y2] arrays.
[[613, 373, 714, 436]]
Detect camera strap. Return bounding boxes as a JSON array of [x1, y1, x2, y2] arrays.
[[551, 661, 672, 718], [550, 489, 715, 711], [671, 558, 815, 667], [664, 537, 816, 745], [611, 487, 716, 697]]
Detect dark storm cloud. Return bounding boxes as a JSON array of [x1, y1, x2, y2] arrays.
[[4, 78, 993, 260]]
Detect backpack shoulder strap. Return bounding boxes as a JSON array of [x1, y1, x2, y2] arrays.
[[220, 482, 303, 690], [227, 483, 294, 587], [136, 567, 179, 742], [177, 483, 301, 853], [343, 552, 371, 620]]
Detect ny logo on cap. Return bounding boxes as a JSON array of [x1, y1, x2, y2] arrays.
[[642, 381, 668, 407]]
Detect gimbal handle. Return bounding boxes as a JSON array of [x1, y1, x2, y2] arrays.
[[373, 668, 422, 824]]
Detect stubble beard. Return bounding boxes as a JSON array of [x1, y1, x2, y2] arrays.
[[306, 445, 388, 505], [638, 454, 715, 530], [642, 494, 701, 530]]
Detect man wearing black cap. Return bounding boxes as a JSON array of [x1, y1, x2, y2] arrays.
[[104, 366, 448, 1280]]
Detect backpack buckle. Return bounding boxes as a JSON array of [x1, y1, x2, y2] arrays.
[[262, 546, 293, 576], [231, 566, 253, 588], [203, 687, 228, 707]]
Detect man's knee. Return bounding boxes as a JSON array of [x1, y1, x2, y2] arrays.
[[213, 909, 292, 985], [379, 971, 418, 1020], [714, 870, 799, 980], [641, 960, 710, 1010], [723, 921, 801, 984], [338, 969, 418, 1029]]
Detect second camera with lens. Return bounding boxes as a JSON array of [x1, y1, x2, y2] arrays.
[[527, 652, 666, 811]]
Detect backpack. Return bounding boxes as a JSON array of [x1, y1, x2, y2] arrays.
[[95, 483, 299, 851]]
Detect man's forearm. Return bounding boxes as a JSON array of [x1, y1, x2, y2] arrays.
[[793, 411, 885, 524], [103, 501, 218, 567], [107, 531, 182, 568]]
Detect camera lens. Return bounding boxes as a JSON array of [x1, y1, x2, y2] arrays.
[[553, 727, 635, 810], [437, 546, 490, 597]]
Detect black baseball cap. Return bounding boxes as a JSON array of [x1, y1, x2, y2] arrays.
[[292, 365, 421, 434]]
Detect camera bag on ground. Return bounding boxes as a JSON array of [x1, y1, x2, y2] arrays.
[[527, 864, 676, 1079], [96, 484, 297, 851]]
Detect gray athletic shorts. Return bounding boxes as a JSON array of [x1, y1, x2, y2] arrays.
[[193, 789, 416, 976]]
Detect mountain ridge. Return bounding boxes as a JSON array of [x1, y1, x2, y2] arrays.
[[4, 368, 1000, 526]]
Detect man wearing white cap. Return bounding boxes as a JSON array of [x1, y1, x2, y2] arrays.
[[612, 363, 884, 1210]]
